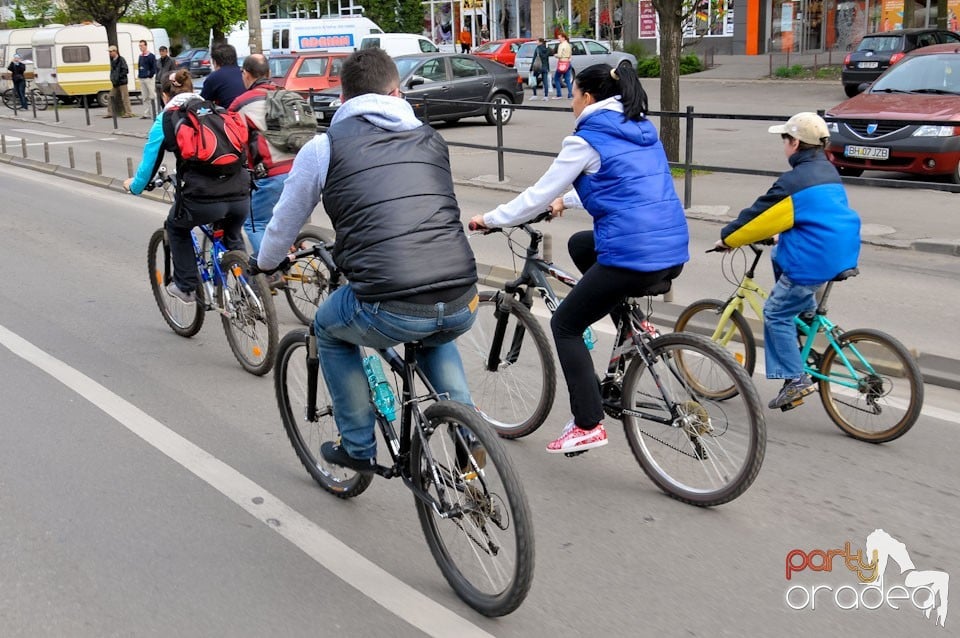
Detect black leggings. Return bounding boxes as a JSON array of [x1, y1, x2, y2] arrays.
[[165, 198, 249, 293], [551, 230, 683, 429]]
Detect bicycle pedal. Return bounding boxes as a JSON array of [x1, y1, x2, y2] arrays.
[[563, 450, 589, 458], [780, 398, 805, 412]]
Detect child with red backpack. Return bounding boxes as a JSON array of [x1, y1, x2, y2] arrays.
[[124, 69, 252, 303]]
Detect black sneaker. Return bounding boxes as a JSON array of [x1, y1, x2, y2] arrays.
[[320, 441, 377, 474], [768, 375, 816, 409]]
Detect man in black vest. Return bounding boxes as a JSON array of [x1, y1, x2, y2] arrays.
[[253, 48, 480, 473]]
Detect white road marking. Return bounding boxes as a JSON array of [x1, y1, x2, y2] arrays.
[[11, 128, 74, 138], [0, 323, 494, 638]]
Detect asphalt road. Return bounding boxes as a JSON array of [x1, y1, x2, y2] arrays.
[[0, 164, 958, 637]]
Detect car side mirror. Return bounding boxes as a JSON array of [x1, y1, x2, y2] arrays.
[[408, 76, 426, 88]]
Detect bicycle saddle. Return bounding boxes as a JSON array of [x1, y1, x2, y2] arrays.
[[832, 268, 859, 281], [624, 280, 673, 303]]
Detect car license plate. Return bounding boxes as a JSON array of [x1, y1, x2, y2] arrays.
[[857, 61, 879, 69], [844, 145, 889, 160]]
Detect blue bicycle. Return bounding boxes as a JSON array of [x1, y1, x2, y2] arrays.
[[146, 172, 278, 375]]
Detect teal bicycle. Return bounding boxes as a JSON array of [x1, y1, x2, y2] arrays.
[[675, 245, 924, 443]]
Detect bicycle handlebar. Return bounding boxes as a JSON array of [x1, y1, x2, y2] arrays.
[[469, 209, 554, 234]]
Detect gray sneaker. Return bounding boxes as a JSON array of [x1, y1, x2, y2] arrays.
[[768, 374, 815, 409], [165, 281, 196, 304]]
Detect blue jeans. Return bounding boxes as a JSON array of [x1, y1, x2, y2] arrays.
[[313, 285, 478, 460], [554, 66, 573, 98], [245, 173, 288, 256], [763, 274, 820, 379], [13, 80, 27, 109], [531, 68, 551, 96]]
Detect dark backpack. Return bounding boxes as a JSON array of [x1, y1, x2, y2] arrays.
[[263, 89, 317, 153], [168, 98, 248, 174]]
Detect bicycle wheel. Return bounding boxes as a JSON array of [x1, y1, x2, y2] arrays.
[[818, 328, 924, 443], [30, 89, 48, 111], [217, 250, 278, 376], [147, 228, 205, 337], [283, 227, 335, 325], [2, 88, 15, 110], [621, 332, 766, 507], [275, 329, 373, 497], [457, 291, 556, 438], [674, 298, 756, 400], [412, 401, 534, 616]]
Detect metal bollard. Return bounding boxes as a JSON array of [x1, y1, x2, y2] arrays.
[[43, 142, 50, 163], [21, 138, 27, 158], [68, 146, 75, 168], [54, 95, 59, 122], [83, 95, 90, 126], [127, 157, 134, 177], [1, 134, 5, 154], [95, 151, 102, 175]]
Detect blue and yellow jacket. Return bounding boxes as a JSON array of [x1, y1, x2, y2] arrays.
[[721, 149, 861, 285]]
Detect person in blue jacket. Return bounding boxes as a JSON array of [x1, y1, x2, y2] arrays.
[[471, 61, 689, 454], [715, 112, 861, 410]]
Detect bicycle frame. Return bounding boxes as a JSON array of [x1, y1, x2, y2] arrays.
[[191, 224, 264, 317], [715, 245, 878, 393], [302, 328, 484, 518]]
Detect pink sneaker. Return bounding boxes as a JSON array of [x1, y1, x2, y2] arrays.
[[546, 421, 608, 453]]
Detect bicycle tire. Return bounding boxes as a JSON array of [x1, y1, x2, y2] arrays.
[[457, 290, 556, 438], [817, 328, 924, 443], [412, 401, 535, 616], [30, 89, 48, 111], [674, 298, 756, 400], [147, 228, 205, 337], [283, 227, 335, 326], [2, 88, 15, 110], [217, 250, 278, 376], [621, 332, 766, 507], [275, 328, 374, 497]]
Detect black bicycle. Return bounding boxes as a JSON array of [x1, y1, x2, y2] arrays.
[[274, 299, 534, 616], [463, 213, 767, 507]]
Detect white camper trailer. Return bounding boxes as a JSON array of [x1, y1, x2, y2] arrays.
[[0, 26, 60, 92], [32, 23, 152, 107]]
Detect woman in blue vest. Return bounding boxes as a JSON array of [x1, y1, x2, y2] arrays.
[[471, 61, 689, 454]]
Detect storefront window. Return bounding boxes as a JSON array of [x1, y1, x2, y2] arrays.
[[684, 0, 734, 37]]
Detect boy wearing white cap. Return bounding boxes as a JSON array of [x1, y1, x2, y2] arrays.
[[7, 54, 28, 110], [714, 112, 862, 410]]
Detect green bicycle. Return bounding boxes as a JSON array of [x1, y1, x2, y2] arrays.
[[674, 244, 923, 443]]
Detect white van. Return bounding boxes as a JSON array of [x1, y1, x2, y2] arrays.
[[270, 17, 382, 53], [359, 33, 439, 57], [32, 23, 153, 107]]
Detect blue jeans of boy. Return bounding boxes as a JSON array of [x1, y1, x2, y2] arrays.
[[763, 274, 820, 379], [245, 173, 288, 256], [313, 284, 477, 460]]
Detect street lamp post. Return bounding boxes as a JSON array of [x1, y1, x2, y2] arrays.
[[247, 0, 262, 54]]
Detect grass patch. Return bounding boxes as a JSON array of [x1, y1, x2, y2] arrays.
[[670, 167, 710, 178], [773, 64, 842, 80]]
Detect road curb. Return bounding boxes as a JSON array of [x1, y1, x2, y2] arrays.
[[2, 151, 959, 391]]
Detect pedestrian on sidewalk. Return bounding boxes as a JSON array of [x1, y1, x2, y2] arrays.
[[155, 46, 176, 114], [137, 39, 157, 119], [471, 62, 689, 454], [106, 45, 134, 118], [530, 38, 552, 100], [713, 112, 861, 410], [7, 54, 28, 110], [553, 32, 573, 99]]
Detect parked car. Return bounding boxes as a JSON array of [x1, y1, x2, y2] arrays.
[[513, 37, 637, 85], [268, 52, 349, 95], [358, 33, 439, 56], [472, 38, 532, 68], [311, 53, 524, 126], [841, 28, 960, 97], [173, 48, 199, 70], [188, 48, 212, 77], [826, 44, 960, 182]]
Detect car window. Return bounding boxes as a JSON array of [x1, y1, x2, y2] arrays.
[[857, 36, 902, 52], [516, 42, 537, 58], [419, 58, 447, 82], [330, 57, 344, 77], [571, 42, 587, 55], [585, 40, 609, 54], [298, 57, 329, 77], [270, 58, 294, 78], [510, 43, 521, 53], [940, 32, 960, 44], [419, 39, 439, 53], [916, 33, 938, 47], [873, 53, 958, 91], [548, 43, 559, 54], [451, 56, 486, 78], [473, 42, 498, 54], [360, 38, 379, 49]]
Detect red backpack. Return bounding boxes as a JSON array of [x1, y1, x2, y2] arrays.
[[167, 98, 248, 174]]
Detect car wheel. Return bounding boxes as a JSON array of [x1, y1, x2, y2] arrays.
[[843, 84, 859, 98], [96, 91, 110, 108], [485, 93, 514, 125], [837, 166, 864, 177]]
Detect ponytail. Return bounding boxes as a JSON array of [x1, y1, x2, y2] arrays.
[[574, 61, 648, 122]]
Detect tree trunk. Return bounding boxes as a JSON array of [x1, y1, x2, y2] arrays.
[[656, 5, 683, 162], [937, 0, 948, 28], [103, 18, 118, 48]]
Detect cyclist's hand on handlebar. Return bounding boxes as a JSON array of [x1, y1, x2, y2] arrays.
[[122, 177, 134, 193], [708, 239, 732, 253], [468, 215, 491, 232], [548, 197, 565, 219], [249, 255, 293, 276]]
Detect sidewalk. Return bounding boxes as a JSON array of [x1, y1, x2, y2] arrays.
[[691, 52, 846, 81]]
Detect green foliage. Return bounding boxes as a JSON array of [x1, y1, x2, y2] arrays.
[[633, 53, 703, 78], [774, 64, 806, 78], [362, 0, 427, 33]]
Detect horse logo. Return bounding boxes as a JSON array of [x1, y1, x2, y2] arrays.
[[866, 528, 949, 627]]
